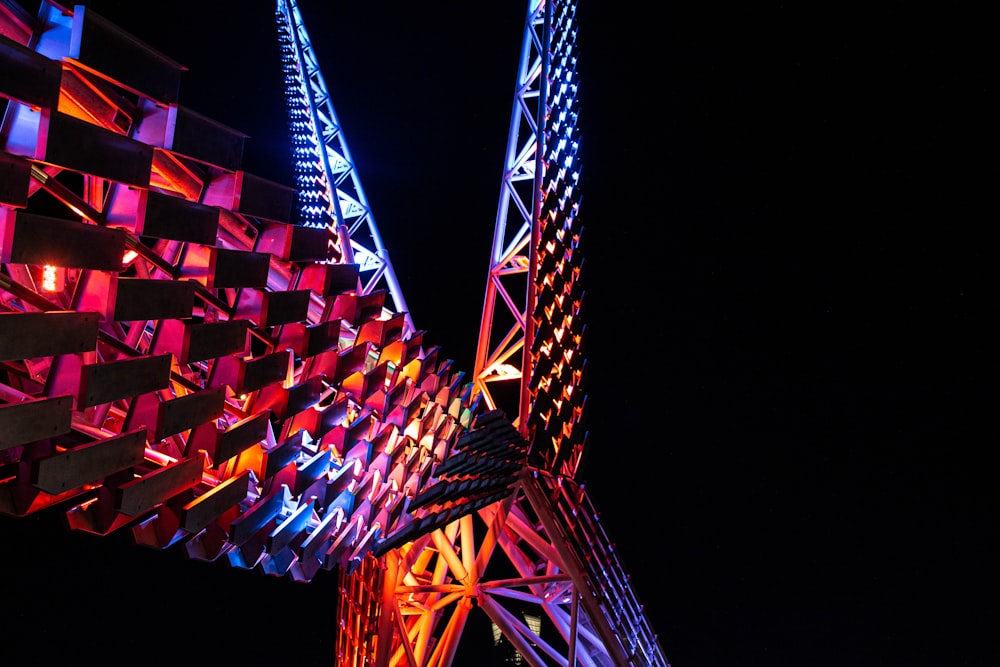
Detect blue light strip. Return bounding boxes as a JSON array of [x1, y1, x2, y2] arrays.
[[275, 0, 415, 335]]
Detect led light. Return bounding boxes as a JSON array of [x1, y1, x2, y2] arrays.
[[41, 264, 62, 292]]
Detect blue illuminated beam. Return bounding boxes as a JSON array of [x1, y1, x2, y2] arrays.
[[275, 0, 414, 335]]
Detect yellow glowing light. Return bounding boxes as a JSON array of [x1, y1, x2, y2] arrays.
[[41, 265, 59, 292], [122, 249, 139, 265]]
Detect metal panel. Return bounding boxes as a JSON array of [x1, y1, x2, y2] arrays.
[[0, 33, 62, 108], [268, 496, 314, 553], [182, 319, 250, 364], [358, 312, 405, 348], [261, 289, 310, 327], [262, 431, 304, 480], [138, 190, 220, 244], [243, 350, 291, 393], [203, 170, 296, 224], [115, 454, 202, 517], [1, 208, 127, 270], [298, 263, 360, 297], [0, 395, 72, 450], [235, 288, 310, 329], [209, 248, 270, 289], [111, 277, 196, 322], [0, 152, 31, 207], [31, 428, 146, 494], [0, 1, 34, 45], [256, 222, 332, 263], [286, 376, 324, 416], [0, 311, 98, 361], [77, 353, 172, 408], [229, 486, 287, 546], [69, 6, 183, 105], [213, 410, 270, 463], [331, 290, 386, 325], [155, 387, 226, 440], [379, 330, 424, 367], [164, 105, 246, 171], [38, 111, 153, 188], [180, 468, 250, 534], [253, 375, 323, 421], [342, 362, 389, 404], [230, 171, 295, 224], [304, 319, 342, 358]]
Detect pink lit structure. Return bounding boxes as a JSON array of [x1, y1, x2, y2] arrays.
[[0, 1, 668, 664]]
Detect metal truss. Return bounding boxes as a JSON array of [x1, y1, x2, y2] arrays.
[[275, 0, 414, 336], [0, 1, 670, 665], [351, 3, 666, 662], [338, 468, 669, 666], [474, 0, 550, 428], [472, 0, 587, 481]]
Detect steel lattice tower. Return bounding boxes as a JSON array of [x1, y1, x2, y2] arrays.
[[275, 0, 414, 337], [473, 0, 588, 479], [0, 1, 669, 665]]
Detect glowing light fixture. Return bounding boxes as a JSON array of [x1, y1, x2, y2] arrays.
[[40, 264, 62, 292]]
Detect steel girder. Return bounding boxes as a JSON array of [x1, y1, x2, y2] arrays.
[[359, 469, 670, 666]]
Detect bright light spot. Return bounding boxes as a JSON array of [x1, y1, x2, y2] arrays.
[[41, 265, 59, 292], [122, 249, 139, 265]]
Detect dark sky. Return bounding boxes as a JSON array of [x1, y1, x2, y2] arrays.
[[2, 2, 993, 666]]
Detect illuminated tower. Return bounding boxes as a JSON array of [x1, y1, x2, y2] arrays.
[[275, 0, 414, 336], [473, 0, 587, 477], [342, 2, 671, 665], [0, 1, 670, 665]]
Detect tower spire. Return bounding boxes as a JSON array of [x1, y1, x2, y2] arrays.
[[275, 0, 414, 335], [473, 0, 587, 479]]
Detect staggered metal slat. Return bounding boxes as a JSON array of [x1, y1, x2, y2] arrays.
[[1, 3, 486, 582]]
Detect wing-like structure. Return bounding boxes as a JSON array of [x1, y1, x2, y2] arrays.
[[0, 1, 670, 665], [0, 0, 506, 586]]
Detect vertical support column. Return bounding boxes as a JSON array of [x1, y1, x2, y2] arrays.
[[375, 552, 398, 667], [519, 0, 554, 439]]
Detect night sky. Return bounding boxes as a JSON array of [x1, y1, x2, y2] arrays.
[[1, 2, 993, 666]]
